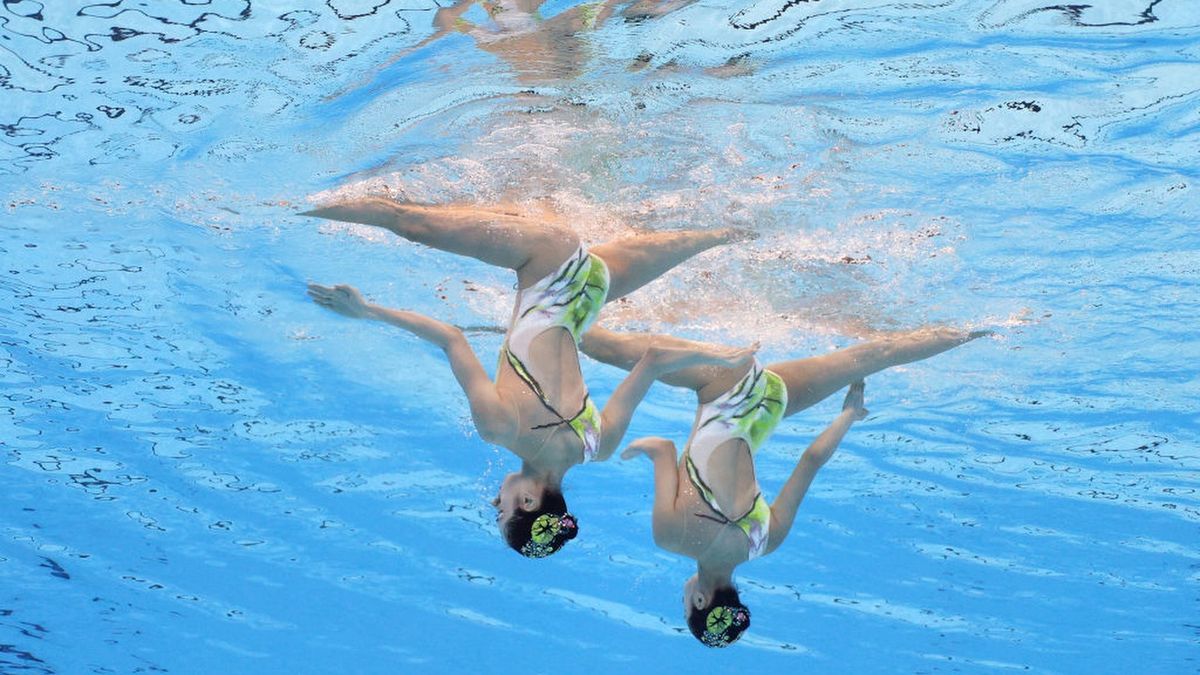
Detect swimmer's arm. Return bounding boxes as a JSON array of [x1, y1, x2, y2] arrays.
[[765, 381, 866, 554], [594, 342, 758, 461], [593, 352, 665, 461], [307, 284, 518, 446], [371, 306, 519, 447], [443, 330, 521, 448], [621, 437, 684, 549]]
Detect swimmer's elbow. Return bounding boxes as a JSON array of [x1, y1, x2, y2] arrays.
[[651, 514, 681, 550], [651, 522, 670, 548]]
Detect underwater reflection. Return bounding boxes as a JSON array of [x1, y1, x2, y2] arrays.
[[304, 197, 751, 557], [581, 325, 990, 647], [341, 0, 698, 88], [430, 0, 623, 83]]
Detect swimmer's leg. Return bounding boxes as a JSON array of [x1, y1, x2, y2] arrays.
[[768, 328, 989, 418], [580, 325, 750, 395], [302, 198, 578, 288], [590, 228, 750, 302]]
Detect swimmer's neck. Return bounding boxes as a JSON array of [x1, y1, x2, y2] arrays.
[[696, 562, 735, 589], [520, 460, 565, 489]]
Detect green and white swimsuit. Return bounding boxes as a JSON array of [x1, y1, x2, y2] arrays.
[[502, 246, 610, 462], [684, 360, 787, 559]]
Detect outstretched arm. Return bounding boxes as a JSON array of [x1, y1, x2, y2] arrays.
[[765, 380, 867, 554], [592, 341, 758, 461], [308, 283, 517, 447], [621, 437, 683, 549]]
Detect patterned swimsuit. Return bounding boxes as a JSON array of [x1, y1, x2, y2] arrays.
[[684, 360, 787, 559], [501, 246, 610, 462]]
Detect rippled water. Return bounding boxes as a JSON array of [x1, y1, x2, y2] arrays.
[[2, 0, 1198, 672]]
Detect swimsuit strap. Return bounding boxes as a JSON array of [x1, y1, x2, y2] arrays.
[[693, 511, 730, 526], [738, 494, 771, 560], [503, 346, 574, 427], [528, 394, 591, 431]]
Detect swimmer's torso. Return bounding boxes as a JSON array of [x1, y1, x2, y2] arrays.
[[496, 326, 592, 466], [666, 447, 761, 566]]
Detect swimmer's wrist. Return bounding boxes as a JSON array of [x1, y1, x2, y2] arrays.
[[834, 409, 859, 426]]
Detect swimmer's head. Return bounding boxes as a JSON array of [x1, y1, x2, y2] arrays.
[[684, 577, 750, 648], [493, 472, 577, 558]]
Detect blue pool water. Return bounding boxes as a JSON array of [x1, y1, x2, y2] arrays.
[[2, 0, 1198, 672]]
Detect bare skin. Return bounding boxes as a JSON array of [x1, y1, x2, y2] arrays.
[[303, 197, 753, 529], [431, 0, 622, 84], [325, 0, 699, 98], [582, 325, 987, 607]]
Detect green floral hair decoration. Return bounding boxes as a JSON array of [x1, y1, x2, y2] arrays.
[[519, 512, 577, 558], [699, 605, 750, 648]]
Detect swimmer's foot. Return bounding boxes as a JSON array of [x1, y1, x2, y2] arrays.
[[620, 436, 677, 461], [645, 341, 759, 376], [900, 326, 994, 354], [300, 197, 404, 228], [941, 327, 994, 343], [896, 326, 992, 343]]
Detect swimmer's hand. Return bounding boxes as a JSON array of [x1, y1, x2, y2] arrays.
[[842, 379, 867, 421], [307, 283, 372, 320], [620, 436, 677, 461], [643, 341, 759, 376]]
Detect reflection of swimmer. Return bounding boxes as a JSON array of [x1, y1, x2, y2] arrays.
[[428, 0, 705, 83], [582, 325, 989, 646], [304, 198, 753, 558], [332, 0, 698, 93]]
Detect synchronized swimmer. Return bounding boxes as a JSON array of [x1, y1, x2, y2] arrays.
[[306, 196, 988, 647], [582, 325, 987, 646], [305, 199, 753, 558], [310, 1, 988, 637]]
